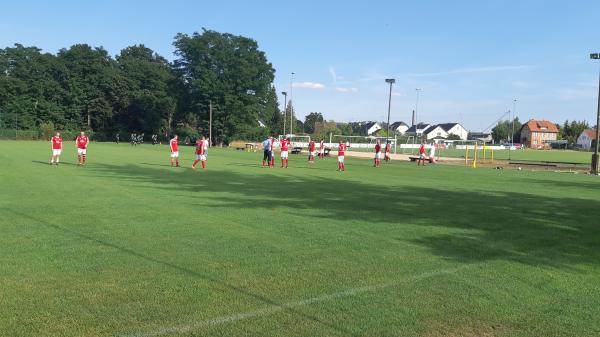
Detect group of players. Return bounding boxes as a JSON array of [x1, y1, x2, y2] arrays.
[[51, 131, 432, 170], [49, 132, 90, 166], [261, 136, 393, 171]]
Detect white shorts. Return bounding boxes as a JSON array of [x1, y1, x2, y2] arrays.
[[338, 155, 345, 163], [375, 152, 381, 159], [420, 153, 426, 159], [196, 154, 207, 161], [52, 149, 62, 156], [310, 151, 316, 156], [77, 148, 87, 155], [171, 151, 179, 158], [281, 151, 289, 159], [319, 149, 324, 154]]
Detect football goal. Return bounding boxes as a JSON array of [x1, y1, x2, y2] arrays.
[[331, 135, 397, 153]]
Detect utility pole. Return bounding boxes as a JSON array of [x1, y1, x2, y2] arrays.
[[209, 101, 213, 146], [385, 79, 396, 143], [282, 92, 287, 135], [290, 72, 295, 136], [591, 53, 600, 174]]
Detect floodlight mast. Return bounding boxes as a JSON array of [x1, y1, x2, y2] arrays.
[[385, 78, 396, 143], [281, 91, 287, 135], [591, 53, 600, 174]]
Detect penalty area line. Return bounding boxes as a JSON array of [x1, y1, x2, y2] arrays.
[[123, 263, 481, 337]]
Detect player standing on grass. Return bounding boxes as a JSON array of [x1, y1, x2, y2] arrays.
[[262, 136, 273, 167], [384, 141, 392, 162], [337, 140, 348, 171], [374, 139, 382, 167], [170, 135, 180, 167], [280, 137, 290, 168], [308, 139, 316, 163], [429, 141, 436, 164], [319, 138, 325, 159], [417, 141, 426, 166], [50, 132, 62, 165], [192, 136, 208, 170], [76, 132, 89, 166]]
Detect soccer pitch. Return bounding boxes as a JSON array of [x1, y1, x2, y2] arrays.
[[1, 141, 600, 337]]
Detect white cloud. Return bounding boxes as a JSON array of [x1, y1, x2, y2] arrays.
[[335, 87, 358, 93], [293, 82, 326, 90]]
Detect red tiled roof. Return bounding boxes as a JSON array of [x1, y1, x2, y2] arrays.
[[583, 129, 597, 139], [524, 120, 559, 133]]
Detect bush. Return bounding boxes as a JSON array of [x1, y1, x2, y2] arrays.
[[39, 122, 55, 140]]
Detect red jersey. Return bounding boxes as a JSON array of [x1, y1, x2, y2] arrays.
[[76, 136, 89, 149], [320, 140, 324, 150], [196, 140, 206, 155], [51, 136, 63, 150], [281, 139, 289, 151], [308, 141, 316, 152], [375, 144, 381, 153], [338, 143, 348, 156], [170, 138, 178, 152], [385, 143, 391, 153], [419, 144, 425, 154]]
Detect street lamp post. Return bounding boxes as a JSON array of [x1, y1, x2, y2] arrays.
[[415, 88, 421, 126], [281, 91, 288, 135], [385, 79, 396, 142], [290, 72, 295, 136], [591, 53, 600, 174]]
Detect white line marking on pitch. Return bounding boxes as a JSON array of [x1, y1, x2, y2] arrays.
[[123, 264, 480, 337]]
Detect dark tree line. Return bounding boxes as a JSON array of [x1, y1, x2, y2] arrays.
[[0, 29, 283, 143]]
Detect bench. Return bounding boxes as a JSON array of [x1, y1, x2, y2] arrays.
[[291, 147, 303, 155], [323, 148, 331, 157], [236, 147, 245, 151], [409, 156, 433, 163]]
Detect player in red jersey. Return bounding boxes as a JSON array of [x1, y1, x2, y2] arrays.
[[384, 141, 392, 162], [374, 139, 382, 167], [170, 135, 180, 167], [50, 132, 63, 165], [307, 139, 316, 163], [280, 137, 290, 168], [192, 136, 208, 169], [75, 131, 89, 165], [337, 140, 348, 171], [319, 138, 325, 159], [417, 141, 427, 166]]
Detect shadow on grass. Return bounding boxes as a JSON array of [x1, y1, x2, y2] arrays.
[[83, 162, 600, 271]]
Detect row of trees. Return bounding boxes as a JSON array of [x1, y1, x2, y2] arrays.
[[0, 29, 294, 143]]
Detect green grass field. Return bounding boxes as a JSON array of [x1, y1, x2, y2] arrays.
[[1, 141, 600, 337]]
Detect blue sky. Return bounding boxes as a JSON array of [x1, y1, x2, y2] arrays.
[[2, 0, 599, 131]]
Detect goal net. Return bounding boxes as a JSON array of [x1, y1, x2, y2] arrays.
[[278, 134, 311, 148], [331, 135, 397, 153]]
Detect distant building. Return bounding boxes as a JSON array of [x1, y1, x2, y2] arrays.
[[390, 121, 409, 135], [423, 125, 448, 140], [436, 123, 468, 140], [519, 119, 559, 149], [468, 132, 493, 143], [364, 122, 382, 136], [405, 123, 432, 138], [577, 129, 597, 150]]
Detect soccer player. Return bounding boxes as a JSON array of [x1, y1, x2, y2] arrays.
[[262, 136, 273, 167], [50, 132, 62, 165], [308, 139, 316, 163], [417, 141, 426, 166], [192, 136, 208, 169], [384, 141, 392, 162], [115, 133, 120, 144], [429, 141, 437, 163], [337, 140, 348, 171], [76, 131, 89, 166], [374, 139, 382, 167], [170, 135, 180, 167], [319, 138, 325, 159], [280, 137, 290, 168]]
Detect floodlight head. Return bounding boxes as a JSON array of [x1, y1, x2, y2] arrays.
[[282, 91, 287, 96], [385, 78, 396, 84], [591, 53, 600, 60]]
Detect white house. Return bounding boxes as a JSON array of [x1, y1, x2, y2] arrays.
[[390, 121, 409, 135], [437, 123, 468, 140], [364, 122, 382, 135], [405, 123, 432, 137], [423, 125, 448, 140], [577, 129, 597, 150]]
